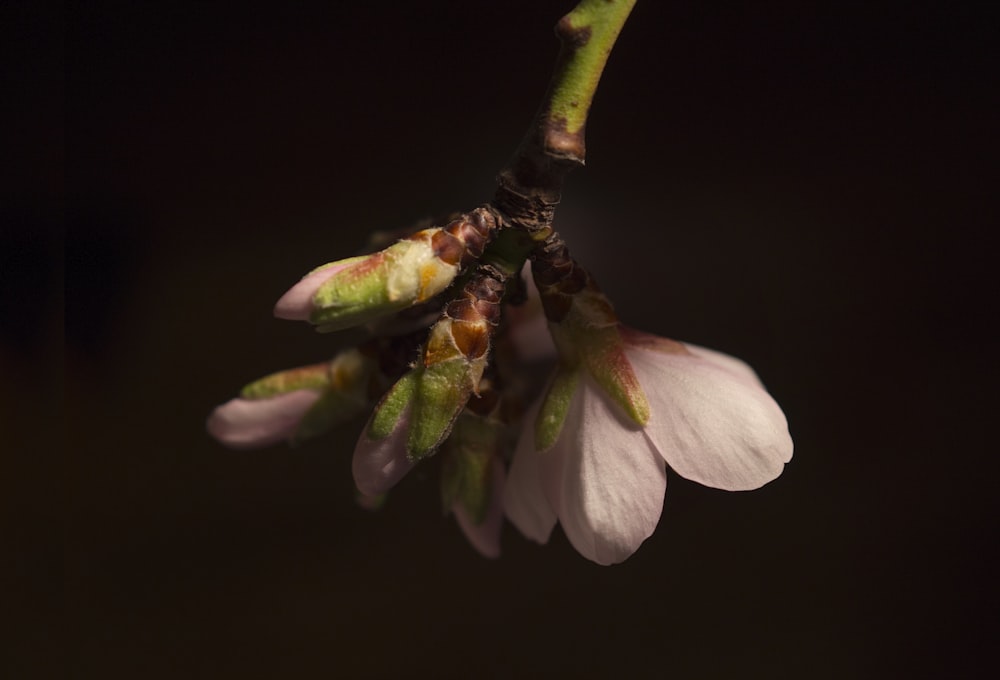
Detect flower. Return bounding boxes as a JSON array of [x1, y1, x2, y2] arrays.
[[504, 326, 793, 565], [211, 216, 792, 564]]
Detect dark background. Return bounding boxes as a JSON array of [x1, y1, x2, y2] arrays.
[[8, 0, 997, 677]]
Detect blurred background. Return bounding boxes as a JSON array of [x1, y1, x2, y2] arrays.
[[8, 0, 997, 677]]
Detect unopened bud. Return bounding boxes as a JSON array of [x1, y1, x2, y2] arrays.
[[352, 371, 419, 496], [208, 348, 374, 448], [405, 265, 506, 459], [274, 208, 496, 331], [353, 264, 507, 489]]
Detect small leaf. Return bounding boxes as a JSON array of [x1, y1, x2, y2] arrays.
[[369, 371, 419, 440]]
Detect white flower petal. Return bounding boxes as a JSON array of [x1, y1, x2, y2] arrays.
[[207, 390, 321, 449], [685, 344, 764, 388], [503, 400, 557, 545], [627, 345, 793, 491], [620, 326, 763, 388], [352, 408, 416, 497], [454, 456, 505, 559], [543, 375, 667, 566]]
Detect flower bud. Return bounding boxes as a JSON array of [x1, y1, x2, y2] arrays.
[[354, 321, 489, 478], [208, 348, 374, 448], [352, 371, 419, 496], [352, 267, 507, 493], [274, 209, 496, 331]]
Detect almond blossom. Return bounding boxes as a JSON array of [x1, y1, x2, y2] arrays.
[[504, 324, 792, 565]]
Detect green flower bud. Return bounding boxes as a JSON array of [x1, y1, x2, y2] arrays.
[[208, 349, 375, 449], [274, 209, 497, 332]]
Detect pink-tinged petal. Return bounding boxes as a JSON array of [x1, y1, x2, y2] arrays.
[[352, 408, 416, 497], [620, 326, 764, 390], [454, 456, 505, 559], [273, 261, 353, 321], [685, 344, 764, 388], [627, 345, 793, 491], [543, 375, 667, 566], [503, 400, 557, 544], [207, 390, 321, 449]]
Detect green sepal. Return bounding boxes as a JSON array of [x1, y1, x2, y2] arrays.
[[407, 359, 477, 460], [580, 326, 650, 427], [309, 237, 459, 332], [240, 363, 330, 399], [310, 254, 395, 330], [535, 366, 581, 451], [369, 370, 420, 441], [307, 256, 368, 277], [549, 294, 650, 427]]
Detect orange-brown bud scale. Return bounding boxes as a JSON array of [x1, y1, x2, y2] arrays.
[[452, 321, 490, 360], [435, 206, 497, 267], [431, 230, 465, 266], [422, 262, 510, 370], [402, 206, 496, 273], [462, 272, 505, 325], [423, 323, 460, 366], [447, 298, 480, 323], [459, 208, 498, 260]]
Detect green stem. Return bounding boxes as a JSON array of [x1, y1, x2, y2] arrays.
[[493, 0, 637, 238], [546, 0, 638, 161]]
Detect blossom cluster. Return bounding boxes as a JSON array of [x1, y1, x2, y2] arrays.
[[208, 208, 793, 564]]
